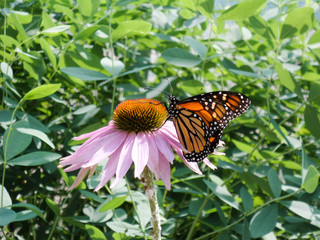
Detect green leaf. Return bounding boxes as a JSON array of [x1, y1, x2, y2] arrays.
[[281, 200, 320, 228], [240, 187, 253, 212], [228, 69, 260, 78], [41, 25, 71, 35], [115, 0, 140, 6], [46, 198, 60, 216], [249, 204, 278, 238], [217, 0, 266, 21], [8, 151, 61, 166], [239, 172, 273, 196], [16, 111, 50, 133], [16, 127, 54, 149], [118, 65, 155, 78], [112, 20, 151, 41], [248, 15, 275, 40], [85, 224, 107, 240], [195, 0, 214, 18], [61, 67, 110, 81], [275, 61, 302, 98], [100, 57, 125, 76], [308, 83, 320, 105], [183, 36, 207, 59], [99, 195, 128, 212], [79, 190, 104, 203], [39, 38, 57, 69], [304, 105, 320, 138], [204, 179, 241, 211], [0, 208, 16, 226], [218, 160, 244, 172], [269, 117, 291, 146], [280, 7, 314, 39], [267, 168, 282, 198], [15, 210, 37, 222], [162, 48, 202, 67], [179, 80, 204, 95], [106, 221, 141, 234], [1, 62, 13, 79], [303, 166, 319, 194], [212, 199, 227, 225], [77, 0, 100, 18], [3, 121, 32, 161], [75, 25, 101, 40], [146, 77, 175, 99], [301, 141, 309, 181], [23, 84, 61, 101], [10, 203, 45, 221], [232, 140, 263, 159], [0, 185, 12, 207]]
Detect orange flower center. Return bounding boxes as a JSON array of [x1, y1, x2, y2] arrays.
[[113, 99, 168, 132]]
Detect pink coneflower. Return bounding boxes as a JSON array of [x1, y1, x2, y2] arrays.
[[59, 98, 220, 191]]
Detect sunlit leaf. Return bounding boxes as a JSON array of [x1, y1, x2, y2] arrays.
[[217, 0, 266, 21], [23, 84, 61, 101], [112, 20, 151, 41]]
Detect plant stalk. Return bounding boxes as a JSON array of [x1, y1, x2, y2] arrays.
[[143, 167, 161, 240]]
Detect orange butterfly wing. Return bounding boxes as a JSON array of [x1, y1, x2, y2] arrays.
[[168, 91, 251, 162]]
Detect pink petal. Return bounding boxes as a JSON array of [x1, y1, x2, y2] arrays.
[[155, 132, 175, 163], [110, 133, 135, 188], [173, 147, 203, 175], [63, 162, 85, 172], [146, 133, 160, 180], [82, 130, 127, 168], [69, 167, 90, 190], [94, 147, 121, 191], [132, 132, 149, 178], [158, 152, 171, 190], [60, 128, 124, 167], [73, 125, 112, 140], [203, 158, 217, 170], [88, 165, 97, 178]]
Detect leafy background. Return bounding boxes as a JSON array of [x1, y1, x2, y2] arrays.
[[1, 0, 320, 239]]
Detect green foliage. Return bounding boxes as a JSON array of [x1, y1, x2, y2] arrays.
[[1, 0, 320, 239]]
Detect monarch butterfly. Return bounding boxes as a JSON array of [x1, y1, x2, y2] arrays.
[[167, 91, 251, 162]]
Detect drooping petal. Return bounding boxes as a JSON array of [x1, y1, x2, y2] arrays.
[[155, 131, 175, 163], [69, 167, 90, 189], [81, 130, 127, 168], [94, 147, 121, 191], [59, 128, 125, 167], [71, 126, 119, 155], [110, 133, 135, 188], [146, 133, 160, 180], [158, 152, 171, 190], [132, 132, 149, 178], [171, 146, 203, 175], [88, 165, 97, 178], [63, 162, 85, 172], [203, 158, 217, 170]]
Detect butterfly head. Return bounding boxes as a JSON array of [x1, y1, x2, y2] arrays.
[[167, 95, 179, 117]]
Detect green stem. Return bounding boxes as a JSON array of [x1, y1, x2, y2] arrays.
[[143, 167, 161, 240], [186, 194, 210, 240], [194, 187, 302, 240], [47, 214, 60, 240], [108, 6, 117, 114]]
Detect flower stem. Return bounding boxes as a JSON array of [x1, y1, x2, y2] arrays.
[[143, 167, 161, 240]]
